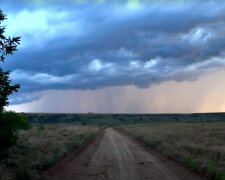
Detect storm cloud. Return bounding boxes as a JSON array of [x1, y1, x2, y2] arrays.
[[1, 0, 225, 104]]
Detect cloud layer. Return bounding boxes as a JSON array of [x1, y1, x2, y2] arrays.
[[8, 70, 225, 113], [1, 0, 225, 104]]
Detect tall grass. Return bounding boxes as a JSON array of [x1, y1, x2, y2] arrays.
[[0, 124, 98, 180], [118, 123, 225, 180]]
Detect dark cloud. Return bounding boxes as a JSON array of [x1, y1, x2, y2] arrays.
[[1, 0, 225, 104]]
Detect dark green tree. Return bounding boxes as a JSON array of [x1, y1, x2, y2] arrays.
[[0, 9, 29, 157], [0, 9, 20, 112]]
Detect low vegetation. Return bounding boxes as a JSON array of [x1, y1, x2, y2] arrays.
[[118, 123, 225, 180], [0, 111, 29, 157], [26, 113, 225, 126], [0, 124, 98, 180]]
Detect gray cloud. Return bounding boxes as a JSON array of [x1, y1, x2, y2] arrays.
[[1, 1, 225, 104]]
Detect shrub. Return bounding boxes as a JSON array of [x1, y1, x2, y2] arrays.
[[184, 154, 199, 171], [207, 163, 225, 180], [0, 111, 29, 157], [14, 166, 38, 180]]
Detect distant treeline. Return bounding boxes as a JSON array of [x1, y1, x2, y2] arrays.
[[25, 113, 225, 126]]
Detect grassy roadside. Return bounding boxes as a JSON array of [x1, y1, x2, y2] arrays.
[[0, 124, 99, 180], [118, 123, 225, 180]]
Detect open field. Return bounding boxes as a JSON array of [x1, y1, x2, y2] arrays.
[[0, 125, 99, 180], [118, 123, 225, 180], [1, 114, 225, 180]]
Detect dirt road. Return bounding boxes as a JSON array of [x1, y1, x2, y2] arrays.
[[40, 128, 205, 180]]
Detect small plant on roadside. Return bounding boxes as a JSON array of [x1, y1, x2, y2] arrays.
[[15, 166, 38, 180], [37, 126, 45, 131], [207, 163, 225, 180], [184, 154, 199, 171]]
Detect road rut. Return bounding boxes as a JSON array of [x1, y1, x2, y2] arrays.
[[40, 128, 205, 180]]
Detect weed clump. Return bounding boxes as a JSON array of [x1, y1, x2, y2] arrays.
[[37, 126, 45, 131]]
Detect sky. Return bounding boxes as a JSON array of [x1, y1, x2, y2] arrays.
[[1, 0, 225, 113]]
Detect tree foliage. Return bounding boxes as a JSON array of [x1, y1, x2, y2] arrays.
[[0, 112, 29, 153], [0, 9, 29, 157], [0, 9, 20, 112]]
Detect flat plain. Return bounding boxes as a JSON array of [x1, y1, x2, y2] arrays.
[[1, 114, 225, 180], [119, 123, 225, 180]]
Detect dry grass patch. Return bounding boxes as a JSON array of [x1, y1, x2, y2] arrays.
[[0, 124, 99, 180], [118, 123, 225, 180]]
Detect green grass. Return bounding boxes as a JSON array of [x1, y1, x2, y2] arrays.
[[184, 155, 199, 171], [0, 124, 99, 180], [118, 123, 225, 180], [207, 164, 225, 180]]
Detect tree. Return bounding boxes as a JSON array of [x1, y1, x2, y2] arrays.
[[0, 9, 28, 157], [0, 9, 20, 112]]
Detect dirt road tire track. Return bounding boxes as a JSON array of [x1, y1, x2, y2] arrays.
[[39, 128, 206, 180]]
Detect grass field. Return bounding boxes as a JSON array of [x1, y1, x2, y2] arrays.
[[1, 114, 225, 180], [0, 125, 99, 180], [118, 123, 225, 180]]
